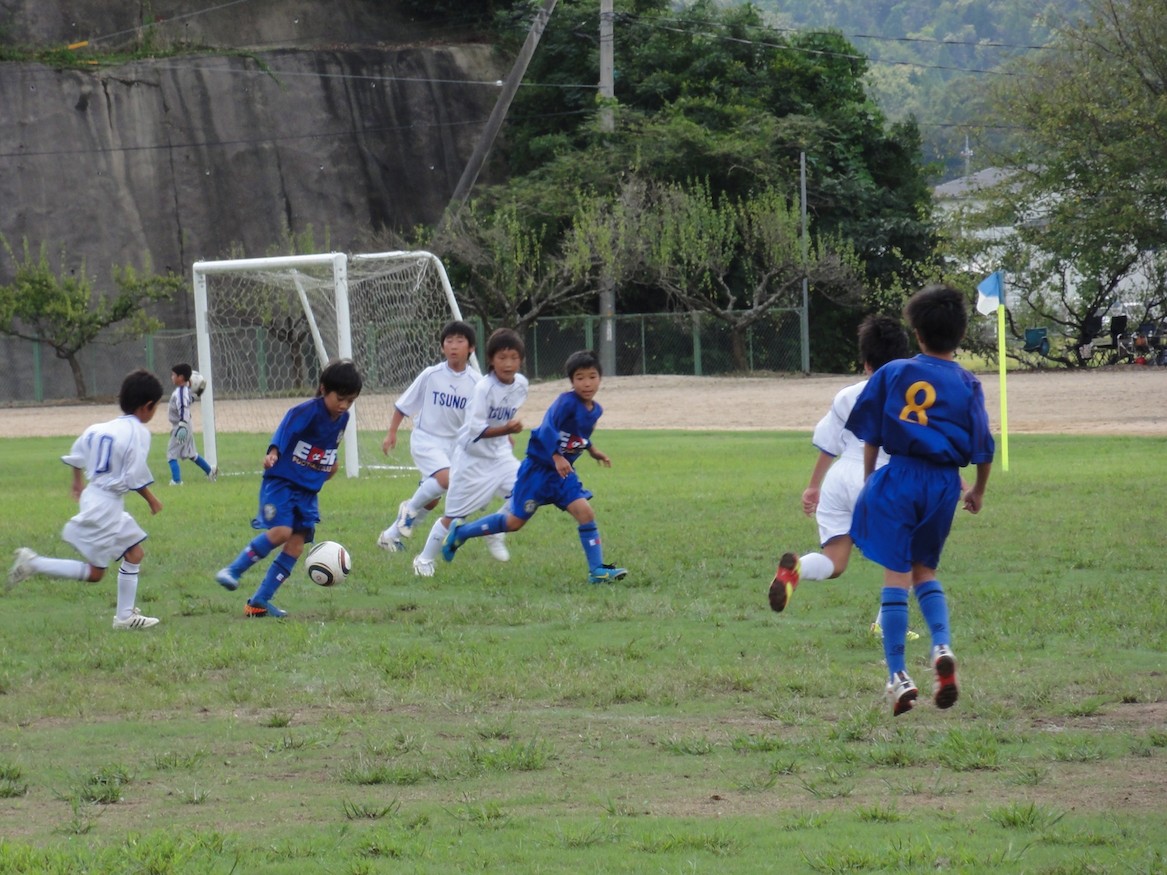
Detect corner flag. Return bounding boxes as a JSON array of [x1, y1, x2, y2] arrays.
[[977, 270, 1008, 471], [976, 270, 1004, 316]]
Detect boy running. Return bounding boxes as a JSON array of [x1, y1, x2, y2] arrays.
[[8, 368, 165, 630], [441, 349, 626, 585], [411, 328, 528, 577], [846, 284, 994, 716], [377, 321, 491, 554]]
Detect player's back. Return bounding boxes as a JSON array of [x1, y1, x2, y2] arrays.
[[64, 414, 153, 495]]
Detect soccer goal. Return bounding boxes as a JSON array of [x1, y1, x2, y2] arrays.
[[192, 250, 474, 477]]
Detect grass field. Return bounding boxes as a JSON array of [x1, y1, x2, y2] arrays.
[[0, 429, 1165, 874]]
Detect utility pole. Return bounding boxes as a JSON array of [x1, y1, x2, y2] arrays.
[[597, 0, 617, 375], [960, 134, 974, 179], [445, 0, 559, 212]]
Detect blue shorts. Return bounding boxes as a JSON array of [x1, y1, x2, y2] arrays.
[[850, 456, 961, 573], [251, 477, 320, 541], [509, 458, 593, 521]]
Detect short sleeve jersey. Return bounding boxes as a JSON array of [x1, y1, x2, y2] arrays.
[[458, 371, 529, 460], [394, 362, 482, 439], [168, 385, 193, 428], [845, 354, 995, 467], [525, 391, 602, 469], [264, 396, 349, 492], [62, 414, 154, 495]]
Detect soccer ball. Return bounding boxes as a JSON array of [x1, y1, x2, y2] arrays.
[[306, 540, 351, 587], [189, 371, 207, 398]]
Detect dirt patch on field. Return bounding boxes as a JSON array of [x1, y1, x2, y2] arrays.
[[2, 367, 1164, 438]]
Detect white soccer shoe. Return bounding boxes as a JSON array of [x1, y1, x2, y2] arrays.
[[377, 528, 405, 553], [113, 607, 160, 630], [485, 534, 510, 562], [395, 501, 418, 539], [7, 548, 38, 592], [412, 556, 435, 577]]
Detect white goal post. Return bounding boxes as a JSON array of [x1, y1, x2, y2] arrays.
[[192, 251, 473, 477]]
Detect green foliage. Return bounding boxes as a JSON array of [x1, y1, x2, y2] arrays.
[[440, 0, 937, 370], [954, 0, 1167, 367], [0, 236, 182, 398]]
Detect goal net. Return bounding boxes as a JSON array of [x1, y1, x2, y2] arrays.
[[193, 251, 473, 477]]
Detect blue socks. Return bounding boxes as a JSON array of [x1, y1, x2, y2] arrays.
[[913, 579, 951, 647], [880, 587, 910, 677], [194, 456, 212, 476], [462, 513, 509, 538], [229, 534, 276, 580], [578, 522, 603, 569], [168, 459, 181, 482], [253, 552, 296, 604]]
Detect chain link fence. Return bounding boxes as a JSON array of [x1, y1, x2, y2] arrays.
[[0, 310, 805, 405]]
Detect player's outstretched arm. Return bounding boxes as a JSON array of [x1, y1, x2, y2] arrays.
[[587, 446, 611, 467]]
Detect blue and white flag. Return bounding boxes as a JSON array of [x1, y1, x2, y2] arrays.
[[976, 271, 1004, 315]]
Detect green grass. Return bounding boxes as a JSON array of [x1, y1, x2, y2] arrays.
[[1, 430, 1165, 873]]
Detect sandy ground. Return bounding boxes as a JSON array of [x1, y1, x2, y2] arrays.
[[1, 367, 1165, 438]]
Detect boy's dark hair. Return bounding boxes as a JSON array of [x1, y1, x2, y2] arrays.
[[119, 369, 164, 414], [904, 284, 968, 354], [440, 320, 477, 349], [318, 358, 364, 397], [484, 328, 524, 370], [172, 363, 193, 381], [858, 315, 910, 372], [564, 349, 602, 379]]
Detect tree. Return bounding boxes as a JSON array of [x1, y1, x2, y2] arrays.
[[961, 0, 1167, 366], [0, 237, 182, 398], [644, 182, 863, 369]]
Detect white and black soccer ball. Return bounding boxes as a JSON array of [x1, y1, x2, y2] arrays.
[[189, 370, 207, 398], [306, 540, 351, 587]]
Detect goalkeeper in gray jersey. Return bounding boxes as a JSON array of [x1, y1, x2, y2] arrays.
[[166, 363, 215, 485]]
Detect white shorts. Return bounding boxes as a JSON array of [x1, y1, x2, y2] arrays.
[[409, 429, 457, 481], [816, 456, 864, 545], [444, 451, 518, 519], [167, 424, 198, 461], [62, 488, 147, 568]]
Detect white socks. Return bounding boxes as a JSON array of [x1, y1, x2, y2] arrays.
[[116, 561, 140, 619], [798, 552, 835, 581], [30, 556, 90, 581], [417, 520, 448, 564]]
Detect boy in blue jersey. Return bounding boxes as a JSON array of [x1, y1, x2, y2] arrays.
[[846, 284, 994, 716], [440, 349, 627, 585], [215, 358, 363, 618]]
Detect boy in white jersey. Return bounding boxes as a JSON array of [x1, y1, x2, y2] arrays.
[[412, 328, 528, 577], [377, 321, 485, 553], [7, 369, 165, 630], [769, 315, 915, 638]]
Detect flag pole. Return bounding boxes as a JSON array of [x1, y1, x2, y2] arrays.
[[996, 301, 1008, 471]]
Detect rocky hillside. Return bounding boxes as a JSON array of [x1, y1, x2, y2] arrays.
[[0, 1, 504, 318]]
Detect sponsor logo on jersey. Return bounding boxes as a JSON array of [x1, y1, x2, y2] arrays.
[[430, 390, 468, 409], [291, 440, 339, 470], [558, 432, 590, 455], [489, 404, 518, 422]]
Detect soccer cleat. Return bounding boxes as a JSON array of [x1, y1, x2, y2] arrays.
[[168, 480, 183, 487], [208, 467, 218, 482], [887, 671, 919, 716], [412, 556, 435, 577], [768, 552, 800, 612], [215, 568, 240, 592], [932, 644, 959, 709], [244, 598, 287, 619], [588, 564, 628, 585], [485, 533, 510, 562], [7, 548, 38, 592], [395, 501, 418, 539], [869, 622, 920, 641], [441, 518, 465, 562], [377, 529, 405, 553], [112, 607, 160, 630]]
